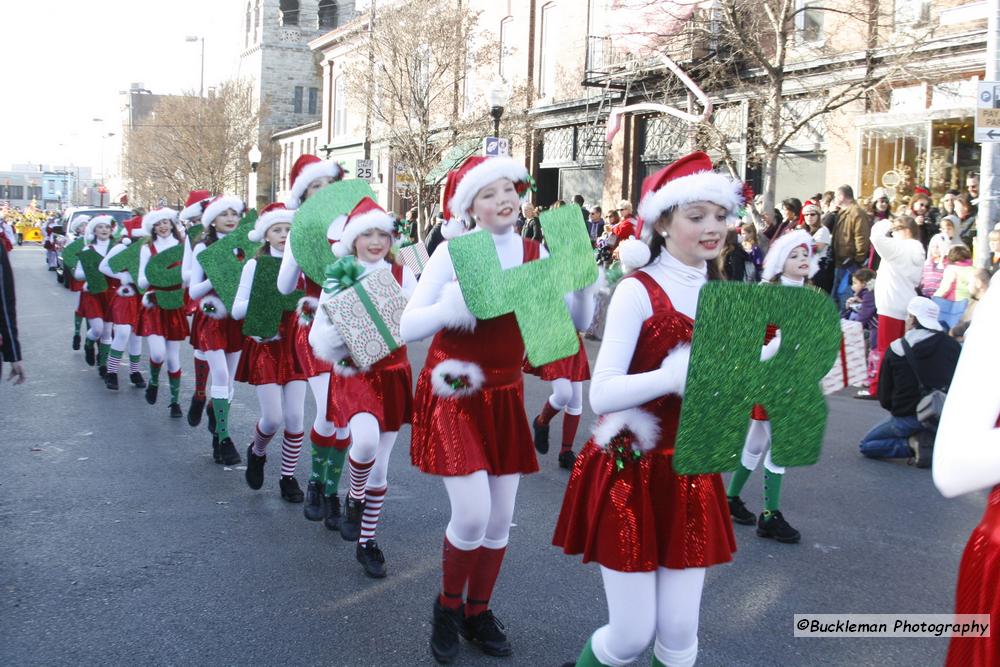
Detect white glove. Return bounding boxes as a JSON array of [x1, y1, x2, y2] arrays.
[[659, 343, 692, 398], [436, 281, 477, 332]]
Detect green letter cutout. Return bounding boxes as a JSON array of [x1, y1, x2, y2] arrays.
[[243, 255, 303, 338], [673, 283, 841, 475], [146, 245, 185, 310], [449, 204, 598, 366], [107, 239, 146, 288], [77, 248, 108, 293], [61, 238, 85, 274], [291, 180, 376, 284], [196, 211, 261, 309], [186, 223, 205, 247]]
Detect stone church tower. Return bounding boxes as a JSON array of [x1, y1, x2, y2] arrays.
[[239, 0, 356, 206]]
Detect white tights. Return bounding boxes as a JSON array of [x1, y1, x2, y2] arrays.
[[740, 419, 784, 474], [87, 317, 113, 344], [548, 378, 584, 415], [307, 372, 336, 438], [146, 335, 182, 372], [347, 412, 398, 485], [204, 349, 241, 400], [110, 323, 142, 355], [255, 381, 307, 435], [591, 567, 705, 667], [442, 471, 520, 551]]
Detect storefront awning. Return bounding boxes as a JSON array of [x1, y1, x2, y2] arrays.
[[424, 139, 479, 185]]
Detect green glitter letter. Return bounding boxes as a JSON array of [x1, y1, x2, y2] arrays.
[[146, 245, 185, 310], [61, 238, 85, 274], [244, 256, 303, 338], [673, 283, 841, 474], [196, 211, 261, 309], [291, 180, 376, 284], [449, 204, 598, 366], [77, 248, 108, 293], [107, 239, 146, 287]]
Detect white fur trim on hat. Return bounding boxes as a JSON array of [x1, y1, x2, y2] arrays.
[[286, 161, 344, 210], [296, 296, 319, 326], [85, 215, 115, 242], [618, 237, 651, 273], [248, 208, 294, 242], [761, 229, 814, 282], [437, 281, 477, 332], [142, 208, 180, 236], [202, 196, 245, 228], [180, 198, 210, 222], [593, 408, 662, 453], [430, 359, 485, 398], [441, 217, 470, 240], [200, 294, 228, 319], [449, 157, 529, 223], [332, 209, 396, 257], [71, 215, 92, 235], [637, 171, 743, 234]]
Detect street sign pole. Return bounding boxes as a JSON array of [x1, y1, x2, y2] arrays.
[[977, 1, 1000, 267]]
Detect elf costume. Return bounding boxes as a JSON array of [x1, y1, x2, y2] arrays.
[[179, 189, 214, 427], [98, 215, 147, 392], [75, 215, 117, 378]]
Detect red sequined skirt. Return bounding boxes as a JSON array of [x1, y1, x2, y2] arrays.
[[139, 303, 190, 340], [553, 440, 737, 571], [235, 313, 308, 385], [292, 319, 332, 377], [80, 290, 113, 320], [67, 275, 84, 293], [110, 292, 141, 328], [410, 362, 537, 477], [946, 486, 1000, 667], [195, 314, 244, 353], [328, 348, 413, 432], [523, 335, 591, 382]]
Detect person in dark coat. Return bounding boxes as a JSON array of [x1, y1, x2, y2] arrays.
[[0, 240, 25, 384]]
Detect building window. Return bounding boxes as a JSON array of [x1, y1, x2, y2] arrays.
[[319, 0, 338, 29], [539, 3, 557, 98], [895, 0, 930, 27], [308, 87, 319, 114], [499, 16, 513, 81], [794, 0, 823, 42], [294, 85, 304, 113], [334, 76, 347, 137], [29, 185, 42, 201], [279, 0, 299, 26]]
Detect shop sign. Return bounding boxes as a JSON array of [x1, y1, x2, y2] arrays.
[[974, 82, 1000, 143]]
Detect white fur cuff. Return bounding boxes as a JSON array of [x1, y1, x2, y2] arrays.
[[117, 284, 137, 298], [437, 281, 477, 332], [297, 296, 319, 326], [142, 292, 156, 309], [660, 343, 691, 398], [593, 408, 662, 453], [430, 359, 485, 398], [200, 295, 228, 320]]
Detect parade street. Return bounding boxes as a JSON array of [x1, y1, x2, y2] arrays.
[[0, 245, 985, 666]]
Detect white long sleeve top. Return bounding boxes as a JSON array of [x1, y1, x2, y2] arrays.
[[187, 233, 228, 300], [400, 228, 594, 343], [73, 239, 110, 281], [231, 247, 287, 321], [589, 250, 705, 416], [138, 236, 180, 290], [870, 219, 925, 319], [933, 271, 1000, 498], [180, 234, 195, 286]]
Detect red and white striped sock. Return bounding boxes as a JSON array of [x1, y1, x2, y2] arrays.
[[347, 456, 375, 501], [129, 356, 141, 374], [280, 430, 304, 477], [251, 422, 276, 457], [359, 485, 387, 544], [107, 351, 122, 375]]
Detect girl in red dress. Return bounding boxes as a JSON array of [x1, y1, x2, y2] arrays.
[[934, 272, 1000, 667], [279, 154, 351, 527], [309, 197, 416, 579], [233, 203, 308, 503], [75, 215, 117, 376], [553, 152, 740, 667], [67, 215, 91, 351], [400, 155, 595, 663], [188, 195, 246, 466], [139, 208, 191, 417], [526, 332, 591, 469], [99, 216, 148, 392], [179, 190, 214, 427]]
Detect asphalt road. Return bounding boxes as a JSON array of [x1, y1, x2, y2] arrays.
[[1, 245, 987, 666]]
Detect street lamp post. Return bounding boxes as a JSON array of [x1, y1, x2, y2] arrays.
[[248, 145, 262, 210], [487, 78, 511, 140], [185, 35, 205, 97]]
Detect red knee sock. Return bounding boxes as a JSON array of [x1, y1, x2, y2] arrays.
[[359, 485, 387, 544], [347, 456, 375, 501], [439, 537, 479, 610], [561, 413, 581, 453], [536, 399, 561, 426], [280, 430, 304, 476], [465, 546, 507, 617], [193, 357, 209, 400], [252, 422, 276, 457]]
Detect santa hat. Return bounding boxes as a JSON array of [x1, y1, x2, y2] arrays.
[[70, 215, 92, 235], [285, 154, 345, 210], [802, 202, 821, 216], [761, 229, 815, 282], [84, 215, 116, 243], [620, 151, 745, 271], [180, 189, 213, 221], [118, 215, 148, 246], [142, 208, 181, 236], [440, 155, 531, 239], [332, 197, 395, 257], [202, 195, 245, 228], [248, 202, 295, 242]]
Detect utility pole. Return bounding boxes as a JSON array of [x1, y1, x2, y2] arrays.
[[977, 0, 999, 267], [363, 0, 376, 160]]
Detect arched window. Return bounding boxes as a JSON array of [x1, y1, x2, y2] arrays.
[[318, 0, 339, 29], [245, 3, 252, 47], [279, 0, 299, 26]]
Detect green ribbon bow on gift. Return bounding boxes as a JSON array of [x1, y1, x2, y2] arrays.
[[323, 256, 365, 294]]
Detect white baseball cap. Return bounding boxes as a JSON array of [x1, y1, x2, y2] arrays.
[[907, 297, 943, 331]]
